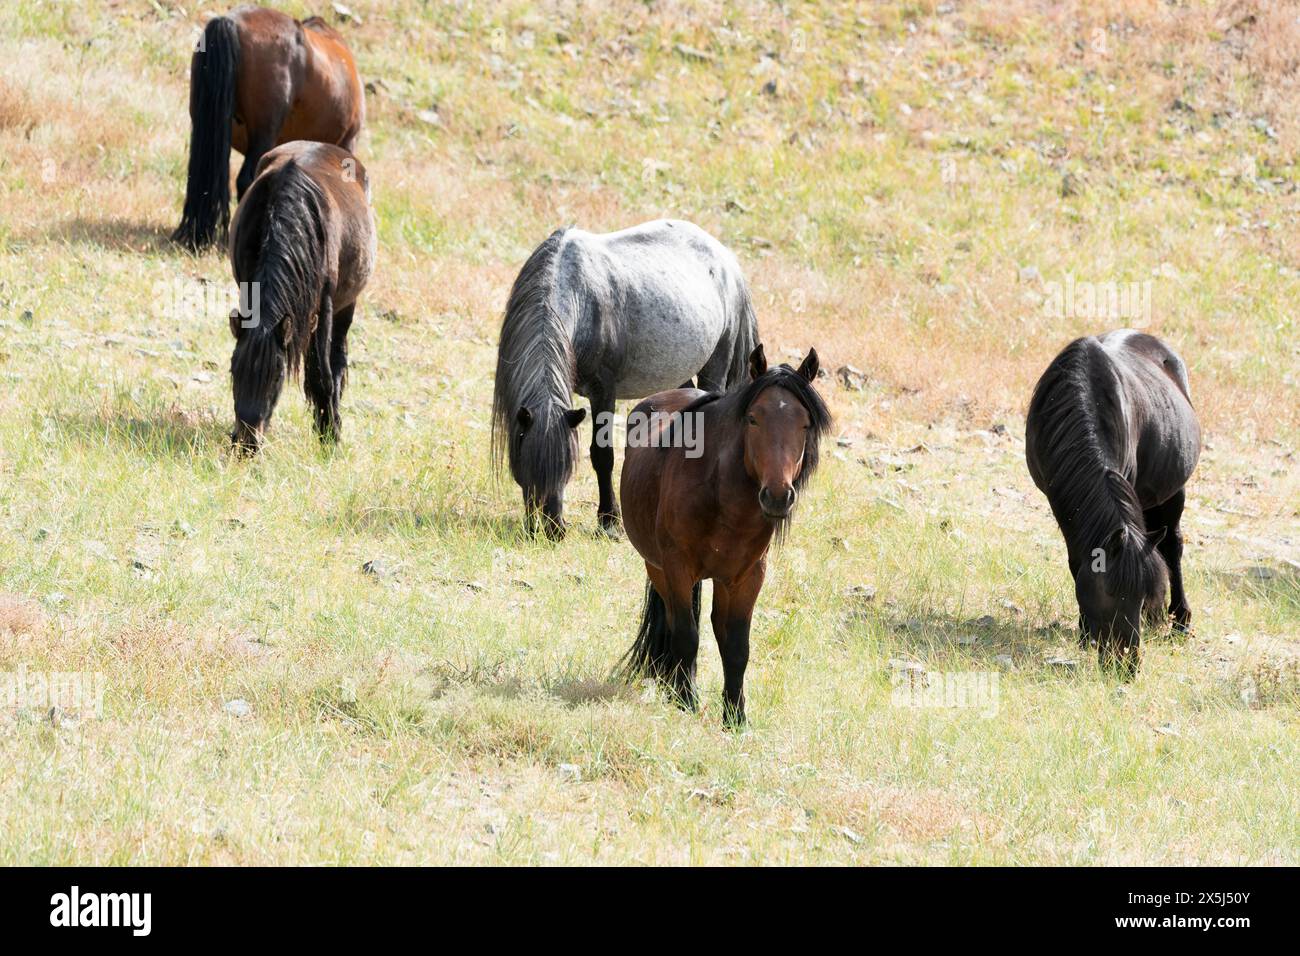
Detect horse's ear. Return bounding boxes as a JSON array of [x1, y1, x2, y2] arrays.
[[565, 407, 586, 428], [796, 347, 820, 383], [516, 406, 533, 430], [1144, 526, 1167, 553], [1104, 526, 1127, 561], [748, 344, 767, 380]]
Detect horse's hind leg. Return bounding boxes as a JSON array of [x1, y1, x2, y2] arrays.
[[1146, 489, 1190, 631], [305, 289, 338, 442], [236, 114, 285, 199], [589, 385, 620, 533], [711, 559, 765, 729], [648, 563, 701, 711], [329, 302, 355, 425], [696, 338, 732, 393], [236, 131, 270, 199]]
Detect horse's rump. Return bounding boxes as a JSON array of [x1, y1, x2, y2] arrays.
[[234, 143, 375, 344]]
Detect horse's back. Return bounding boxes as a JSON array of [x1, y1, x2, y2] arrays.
[[1100, 330, 1200, 499], [288, 16, 364, 147], [565, 221, 744, 398], [1028, 331, 1198, 508], [226, 5, 363, 152], [232, 142, 375, 304], [1099, 329, 1193, 402]]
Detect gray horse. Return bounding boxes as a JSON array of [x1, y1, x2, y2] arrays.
[[492, 219, 759, 539]]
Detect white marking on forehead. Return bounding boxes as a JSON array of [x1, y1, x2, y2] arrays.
[[779, 399, 788, 409]]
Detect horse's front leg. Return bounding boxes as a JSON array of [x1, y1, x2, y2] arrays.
[[1067, 553, 1092, 648], [305, 286, 338, 442], [589, 385, 620, 534], [712, 559, 765, 729]]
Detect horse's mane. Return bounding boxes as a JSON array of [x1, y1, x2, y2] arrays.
[[1028, 337, 1167, 601], [231, 158, 327, 395], [491, 228, 578, 492]]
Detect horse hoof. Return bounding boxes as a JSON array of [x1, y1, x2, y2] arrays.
[[596, 520, 623, 541], [723, 709, 747, 732]]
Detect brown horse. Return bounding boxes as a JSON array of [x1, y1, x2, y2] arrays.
[[618, 346, 830, 726], [173, 6, 365, 251], [228, 141, 376, 452]]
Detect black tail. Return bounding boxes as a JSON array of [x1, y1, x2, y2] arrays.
[[173, 16, 239, 251], [617, 579, 701, 683], [726, 281, 760, 388]]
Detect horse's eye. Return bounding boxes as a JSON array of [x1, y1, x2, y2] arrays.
[[746, 414, 757, 426]]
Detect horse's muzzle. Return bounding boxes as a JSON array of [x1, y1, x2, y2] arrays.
[[231, 421, 263, 455], [759, 485, 796, 519]]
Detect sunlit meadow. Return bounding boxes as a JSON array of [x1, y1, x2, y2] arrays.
[[0, 0, 1295, 863]]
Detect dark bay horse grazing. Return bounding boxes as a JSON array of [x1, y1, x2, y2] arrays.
[[173, 6, 365, 251], [228, 141, 376, 452], [492, 219, 760, 539], [618, 346, 830, 726], [1025, 330, 1200, 677]]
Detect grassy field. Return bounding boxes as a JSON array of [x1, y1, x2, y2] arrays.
[[0, 0, 1296, 864]]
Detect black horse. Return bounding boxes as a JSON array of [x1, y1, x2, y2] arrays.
[[1025, 330, 1200, 677]]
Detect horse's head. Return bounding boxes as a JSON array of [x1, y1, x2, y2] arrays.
[[741, 345, 829, 524], [229, 313, 287, 454], [1075, 522, 1169, 673], [510, 403, 586, 539]]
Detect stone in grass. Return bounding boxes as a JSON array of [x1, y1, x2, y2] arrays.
[[836, 364, 869, 391], [223, 698, 252, 718], [846, 584, 876, 599], [332, 2, 362, 25], [360, 559, 388, 578], [956, 634, 978, 647], [558, 763, 581, 782], [994, 654, 1014, 668], [886, 659, 926, 677], [836, 825, 863, 845], [1045, 656, 1077, 670]]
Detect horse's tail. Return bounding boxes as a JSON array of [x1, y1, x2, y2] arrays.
[[617, 578, 702, 684], [726, 278, 760, 388], [173, 16, 240, 251]]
